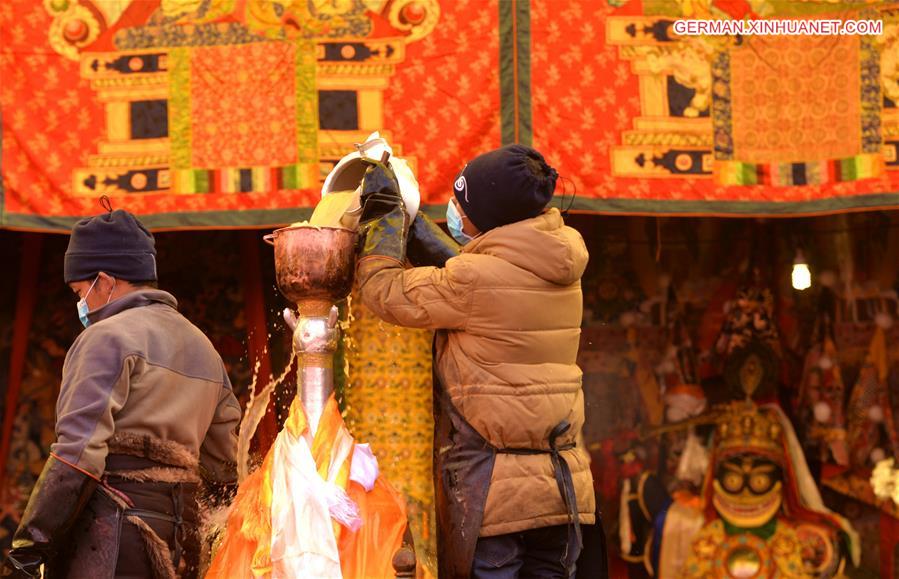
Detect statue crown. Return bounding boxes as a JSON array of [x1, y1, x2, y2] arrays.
[[715, 401, 784, 457]]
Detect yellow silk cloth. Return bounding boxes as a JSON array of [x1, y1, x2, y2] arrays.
[[206, 395, 407, 578], [290, 190, 361, 229]]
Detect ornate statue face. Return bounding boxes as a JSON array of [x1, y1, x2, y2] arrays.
[[712, 453, 783, 529]]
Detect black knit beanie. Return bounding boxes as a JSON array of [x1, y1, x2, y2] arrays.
[[64, 209, 157, 283], [452, 144, 558, 232]]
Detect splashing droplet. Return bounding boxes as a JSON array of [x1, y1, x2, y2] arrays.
[[236, 351, 297, 481]]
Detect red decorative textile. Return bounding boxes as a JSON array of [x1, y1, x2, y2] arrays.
[[4, 1, 899, 231]]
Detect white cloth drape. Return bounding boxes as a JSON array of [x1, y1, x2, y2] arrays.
[[269, 427, 378, 578]]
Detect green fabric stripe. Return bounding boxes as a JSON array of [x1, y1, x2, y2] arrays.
[[740, 163, 757, 185], [417, 193, 899, 219], [499, 0, 515, 145], [194, 170, 209, 193], [12, 192, 899, 233], [550, 193, 899, 216], [0, 107, 5, 227], [3, 208, 314, 232], [841, 158, 857, 181], [711, 51, 733, 160], [294, 39, 318, 163], [283, 165, 297, 189], [860, 35, 881, 154], [516, 0, 532, 146], [168, 48, 192, 170]]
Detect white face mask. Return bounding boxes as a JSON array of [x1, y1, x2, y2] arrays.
[[446, 199, 473, 245], [77, 276, 115, 328]]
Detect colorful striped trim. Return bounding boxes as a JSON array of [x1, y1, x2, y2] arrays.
[[499, 0, 532, 146], [170, 164, 318, 194], [716, 154, 884, 186]]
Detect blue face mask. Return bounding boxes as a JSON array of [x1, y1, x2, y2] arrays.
[[77, 277, 99, 328], [77, 276, 114, 328], [446, 200, 473, 245]]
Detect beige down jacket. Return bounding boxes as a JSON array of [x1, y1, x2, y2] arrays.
[[357, 207, 595, 536]]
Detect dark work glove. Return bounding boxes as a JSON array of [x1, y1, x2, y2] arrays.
[[358, 204, 409, 264], [1, 456, 97, 578], [406, 213, 460, 268], [359, 157, 403, 225]]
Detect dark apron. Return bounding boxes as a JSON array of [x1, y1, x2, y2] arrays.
[[54, 455, 200, 579], [433, 335, 608, 578]]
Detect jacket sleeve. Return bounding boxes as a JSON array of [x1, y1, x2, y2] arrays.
[[199, 366, 241, 483], [355, 254, 477, 330], [50, 328, 132, 479]]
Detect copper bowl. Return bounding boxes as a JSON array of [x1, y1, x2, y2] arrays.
[[264, 226, 357, 303]]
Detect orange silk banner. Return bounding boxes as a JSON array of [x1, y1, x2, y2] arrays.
[[3, 1, 899, 231]]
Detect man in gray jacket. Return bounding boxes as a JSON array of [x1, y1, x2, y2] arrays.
[[2, 207, 241, 578]]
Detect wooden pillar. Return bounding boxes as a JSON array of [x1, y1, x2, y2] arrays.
[[239, 231, 278, 453], [0, 233, 43, 492], [881, 511, 899, 579]]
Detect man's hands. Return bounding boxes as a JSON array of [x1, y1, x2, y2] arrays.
[[353, 152, 411, 264]]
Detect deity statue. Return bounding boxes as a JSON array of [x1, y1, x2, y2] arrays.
[[678, 399, 857, 578], [625, 341, 860, 578]]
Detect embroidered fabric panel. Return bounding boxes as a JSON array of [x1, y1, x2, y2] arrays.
[[5, 1, 899, 229]]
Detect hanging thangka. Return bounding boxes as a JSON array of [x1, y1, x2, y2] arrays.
[[6, 2, 899, 229], [1, 0, 456, 230]]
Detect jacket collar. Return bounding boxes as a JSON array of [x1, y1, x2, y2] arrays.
[[87, 289, 178, 325], [462, 209, 562, 255], [458, 208, 587, 285]]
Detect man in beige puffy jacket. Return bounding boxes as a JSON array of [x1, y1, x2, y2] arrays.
[[2, 207, 241, 579], [355, 145, 602, 578]]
